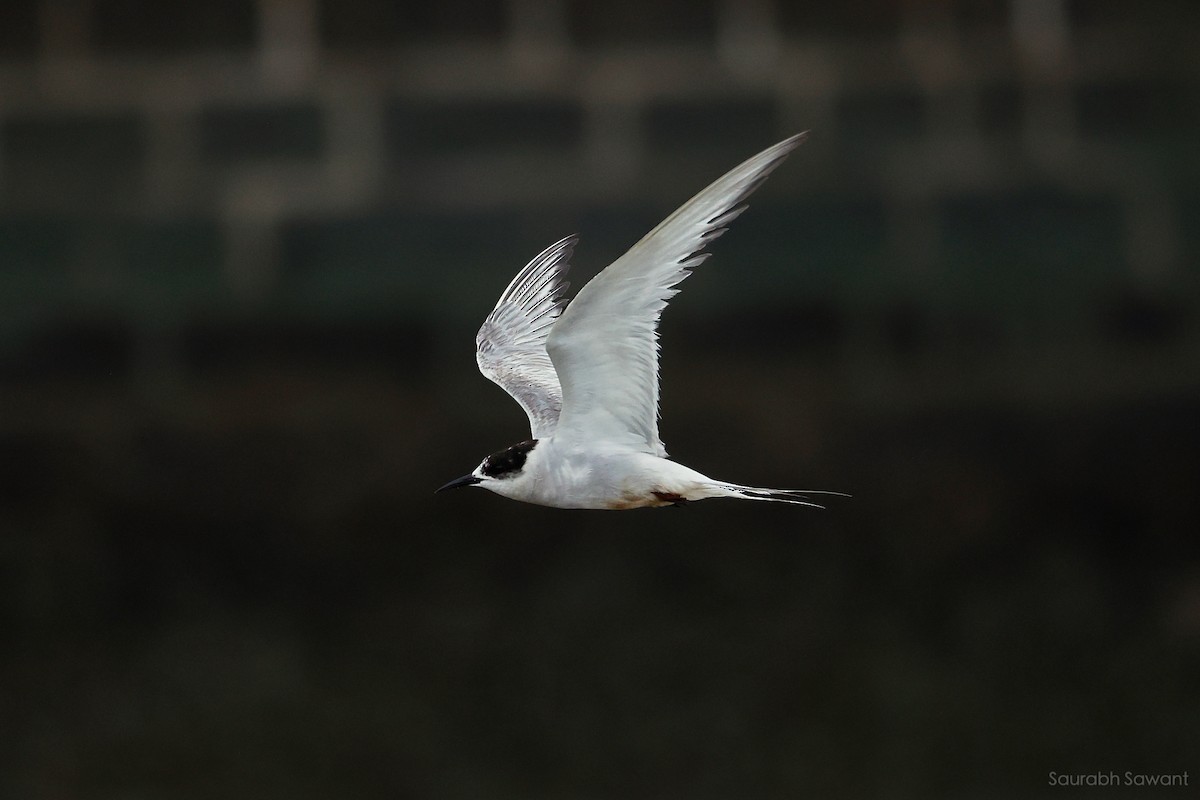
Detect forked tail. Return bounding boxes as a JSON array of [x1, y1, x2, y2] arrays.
[[714, 482, 850, 508]]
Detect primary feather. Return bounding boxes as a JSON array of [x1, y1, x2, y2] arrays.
[[475, 234, 576, 438], [546, 132, 808, 455]]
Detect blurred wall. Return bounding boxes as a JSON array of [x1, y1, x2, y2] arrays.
[[2, 1, 1198, 798]]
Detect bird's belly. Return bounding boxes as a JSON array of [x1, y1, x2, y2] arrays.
[[533, 487, 684, 510], [544, 467, 690, 509], [530, 447, 707, 510]]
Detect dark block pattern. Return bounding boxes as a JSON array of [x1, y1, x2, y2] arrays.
[[120, 219, 224, 276], [644, 98, 779, 155], [179, 318, 434, 374], [386, 99, 584, 156], [777, 0, 902, 37], [3, 112, 145, 164], [941, 189, 1125, 308], [277, 211, 530, 316], [92, 0, 258, 52], [318, 0, 507, 47], [199, 104, 327, 162], [1068, 0, 1200, 26], [106, 218, 229, 312], [2, 113, 146, 207], [9, 317, 135, 379], [1099, 290, 1187, 345], [0, 0, 37, 57], [568, 0, 717, 45], [0, 215, 79, 274], [1077, 79, 1198, 138], [837, 88, 927, 142], [0, 216, 80, 315], [977, 83, 1022, 135]]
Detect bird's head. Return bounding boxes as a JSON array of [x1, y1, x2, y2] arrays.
[[436, 439, 539, 498]]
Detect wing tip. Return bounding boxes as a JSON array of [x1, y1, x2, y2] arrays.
[[493, 233, 578, 311], [782, 130, 810, 150], [755, 130, 809, 171]]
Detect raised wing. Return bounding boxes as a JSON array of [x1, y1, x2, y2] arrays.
[[475, 235, 576, 438], [546, 133, 806, 455]]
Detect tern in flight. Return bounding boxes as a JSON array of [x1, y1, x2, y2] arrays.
[[437, 133, 843, 509]]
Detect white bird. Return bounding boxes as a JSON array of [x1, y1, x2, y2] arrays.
[[437, 133, 843, 509]]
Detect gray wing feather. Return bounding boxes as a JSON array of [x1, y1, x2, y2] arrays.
[[476, 235, 577, 438], [547, 134, 807, 456]]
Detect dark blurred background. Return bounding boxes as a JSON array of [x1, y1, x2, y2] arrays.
[[2, 0, 1198, 797]]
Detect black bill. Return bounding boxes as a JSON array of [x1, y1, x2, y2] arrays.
[[435, 474, 482, 493]]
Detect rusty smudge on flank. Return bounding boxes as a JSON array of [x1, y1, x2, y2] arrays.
[[652, 491, 688, 506], [604, 489, 689, 510]]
